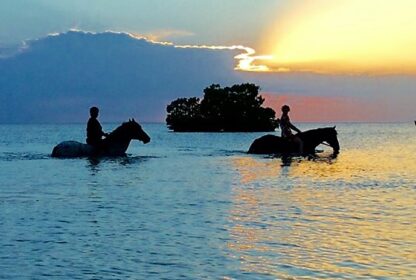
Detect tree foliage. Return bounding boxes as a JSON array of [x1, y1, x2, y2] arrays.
[[166, 83, 277, 132]]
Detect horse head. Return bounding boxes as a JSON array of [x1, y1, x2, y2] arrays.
[[126, 118, 151, 144], [323, 126, 340, 154]]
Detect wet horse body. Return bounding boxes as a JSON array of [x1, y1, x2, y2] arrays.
[[52, 119, 150, 158], [248, 127, 340, 155]]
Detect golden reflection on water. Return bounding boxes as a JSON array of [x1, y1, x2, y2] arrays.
[[228, 151, 416, 279], [234, 144, 416, 184]]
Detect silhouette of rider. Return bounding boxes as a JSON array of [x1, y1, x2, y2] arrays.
[[279, 105, 303, 154], [86, 106, 108, 147]]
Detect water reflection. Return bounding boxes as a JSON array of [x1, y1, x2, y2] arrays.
[[228, 153, 416, 279], [87, 157, 101, 175], [233, 145, 416, 184], [86, 155, 154, 175], [233, 153, 337, 184]]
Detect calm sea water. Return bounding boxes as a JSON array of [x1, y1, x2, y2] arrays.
[[0, 123, 415, 279]]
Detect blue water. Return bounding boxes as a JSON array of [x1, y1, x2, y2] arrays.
[[0, 123, 415, 279]]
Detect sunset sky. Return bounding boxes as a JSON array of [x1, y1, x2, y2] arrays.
[[1, 0, 415, 122]]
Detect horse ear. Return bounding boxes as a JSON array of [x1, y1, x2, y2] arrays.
[[132, 118, 136, 122], [333, 126, 336, 129]]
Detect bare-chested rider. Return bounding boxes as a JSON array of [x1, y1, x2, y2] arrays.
[[279, 105, 303, 154]]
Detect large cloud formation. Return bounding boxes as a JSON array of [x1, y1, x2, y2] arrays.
[[0, 31, 415, 123], [0, 31, 244, 123]]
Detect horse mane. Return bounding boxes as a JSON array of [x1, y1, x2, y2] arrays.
[[108, 121, 132, 138], [298, 127, 337, 141]]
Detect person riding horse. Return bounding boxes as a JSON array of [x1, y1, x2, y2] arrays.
[[248, 126, 339, 155], [86, 106, 108, 148], [279, 105, 303, 154], [52, 118, 151, 158]]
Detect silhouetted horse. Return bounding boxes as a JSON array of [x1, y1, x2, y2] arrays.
[[52, 119, 150, 158], [248, 127, 340, 155]]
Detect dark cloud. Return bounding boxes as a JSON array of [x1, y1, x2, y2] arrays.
[[0, 31, 242, 123]]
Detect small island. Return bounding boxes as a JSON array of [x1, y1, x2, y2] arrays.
[[166, 83, 278, 132]]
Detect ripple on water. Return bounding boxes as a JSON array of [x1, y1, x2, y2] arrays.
[[0, 123, 415, 279]]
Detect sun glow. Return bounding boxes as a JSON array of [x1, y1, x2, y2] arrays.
[[262, 0, 416, 74], [127, 32, 271, 71]]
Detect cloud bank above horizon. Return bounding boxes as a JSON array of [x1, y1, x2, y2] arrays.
[[0, 30, 415, 123], [3, 29, 270, 72]]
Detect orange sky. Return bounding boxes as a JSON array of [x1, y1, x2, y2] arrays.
[[259, 0, 416, 75]]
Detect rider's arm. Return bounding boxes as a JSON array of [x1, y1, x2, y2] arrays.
[[97, 122, 107, 137], [289, 122, 301, 133]]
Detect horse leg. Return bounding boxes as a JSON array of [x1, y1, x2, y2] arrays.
[[295, 137, 304, 154]]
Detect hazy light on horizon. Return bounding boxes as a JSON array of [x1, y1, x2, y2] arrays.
[[259, 0, 416, 74]]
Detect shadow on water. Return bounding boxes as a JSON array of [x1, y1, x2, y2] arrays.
[[284, 152, 338, 166], [86, 154, 158, 174], [257, 151, 338, 167], [210, 149, 338, 171]]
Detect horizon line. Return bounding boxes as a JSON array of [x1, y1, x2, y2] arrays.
[[0, 121, 413, 125]]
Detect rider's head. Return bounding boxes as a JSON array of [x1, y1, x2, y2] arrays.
[[281, 105, 290, 113], [90, 106, 99, 118]]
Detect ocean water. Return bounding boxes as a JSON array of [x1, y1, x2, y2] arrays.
[[0, 123, 415, 279]]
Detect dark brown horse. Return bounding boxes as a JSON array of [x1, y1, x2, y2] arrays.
[[248, 127, 340, 155], [52, 119, 150, 158]]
